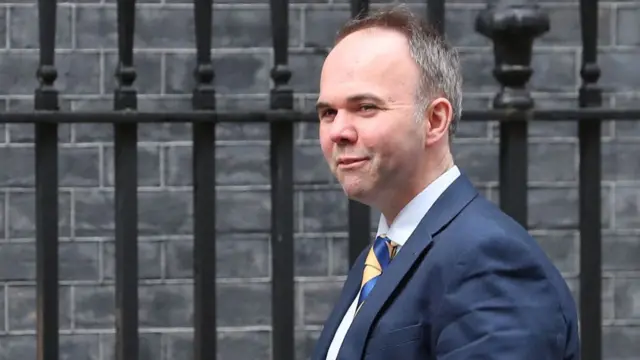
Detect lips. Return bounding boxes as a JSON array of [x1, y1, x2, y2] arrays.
[[337, 157, 368, 168]]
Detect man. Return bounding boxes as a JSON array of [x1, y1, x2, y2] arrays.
[[311, 6, 580, 360]]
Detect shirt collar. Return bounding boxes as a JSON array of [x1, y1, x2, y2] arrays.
[[376, 165, 461, 246]]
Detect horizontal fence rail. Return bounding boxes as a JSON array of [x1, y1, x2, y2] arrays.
[[0, 0, 625, 358], [0, 108, 640, 123]]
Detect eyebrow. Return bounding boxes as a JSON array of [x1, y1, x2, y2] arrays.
[[315, 93, 385, 112]]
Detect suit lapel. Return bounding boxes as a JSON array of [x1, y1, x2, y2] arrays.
[[311, 247, 368, 360], [336, 174, 479, 360]]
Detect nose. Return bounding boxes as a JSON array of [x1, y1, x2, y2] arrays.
[[329, 111, 357, 145]]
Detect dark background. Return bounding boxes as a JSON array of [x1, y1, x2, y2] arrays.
[[0, 0, 638, 359]]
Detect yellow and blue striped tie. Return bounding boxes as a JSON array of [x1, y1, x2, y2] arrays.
[[357, 234, 399, 312]]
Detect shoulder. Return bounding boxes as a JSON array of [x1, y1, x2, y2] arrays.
[[431, 194, 578, 320]]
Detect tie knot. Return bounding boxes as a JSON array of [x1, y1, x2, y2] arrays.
[[374, 235, 399, 260], [377, 234, 399, 248]]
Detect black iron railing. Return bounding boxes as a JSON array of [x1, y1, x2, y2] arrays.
[[0, 0, 632, 359]]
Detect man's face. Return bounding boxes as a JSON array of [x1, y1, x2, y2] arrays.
[[317, 28, 426, 205]]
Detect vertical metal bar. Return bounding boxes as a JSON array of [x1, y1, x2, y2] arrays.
[[269, 0, 294, 359], [578, 0, 602, 358], [427, 0, 445, 36], [347, 0, 372, 266], [475, 1, 549, 228], [191, 0, 217, 356], [350, 0, 368, 19], [113, 0, 138, 357], [35, 0, 59, 358]]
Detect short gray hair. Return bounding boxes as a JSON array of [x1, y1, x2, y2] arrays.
[[335, 5, 463, 137]]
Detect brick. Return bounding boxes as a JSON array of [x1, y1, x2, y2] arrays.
[[0, 7, 6, 49], [164, 144, 271, 187], [538, 4, 611, 46], [73, 190, 116, 238], [103, 52, 163, 95], [529, 142, 577, 182], [100, 333, 162, 360], [294, 235, 330, 277], [77, 6, 301, 49], [0, 335, 99, 359], [603, 326, 640, 359], [616, 5, 640, 46], [73, 284, 115, 329], [60, 334, 100, 359], [599, 50, 640, 92], [302, 281, 343, 326], [289, 52, 325, 94], [0, 52, 101, 96], [294, 144, 335, 185], [139, 283, 193, 327], [534, 231, 578, 274], [163, 331, 271, 360], [456, 97, 491, 139], [459, 50, 498, 94], [165, 52, 271, 95], [613, 185, 640, 229], [564, 277, 615, 321], [7, 191, 72, 239], [0, 193, 4, 240], [102, 240, 162, 280], [603, 234, 640, 271], [215, 190, 273, 233], [103, 144, 161, 187], [0, 285, 4, 332], [60, 242, 101, 281], [217, 282, 271, 327], [0, 335, 36, 359], [303, 6, 351, 49], [527, 186, 611, 230], [164, 235, 270, 279], [602, 141, 640, 181], [452, 141, 498, 184], [9, 5, 72, 49], [296, 330, 321, 360], [74, 189, 192, 237], [613, 94, 640, 137], [0, 242, 35, 281], [614, 276, 640, 320], [302, 189, 347, 233], [0, 146, 99, 187], [330, 236, 349, 276], [6, 285, 72, 330]]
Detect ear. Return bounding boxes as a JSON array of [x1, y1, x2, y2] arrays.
[[424, 97, 453, 146]]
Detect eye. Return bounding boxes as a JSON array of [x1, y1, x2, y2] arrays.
[[360, 104, 377, 111], [319, 108, 337, 119]]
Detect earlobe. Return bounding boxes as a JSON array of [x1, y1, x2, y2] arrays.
[[425, 97, 452, 145]]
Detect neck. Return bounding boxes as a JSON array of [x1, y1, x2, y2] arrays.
[[378, 150, 454, 224]]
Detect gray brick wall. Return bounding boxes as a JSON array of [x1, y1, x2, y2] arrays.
[[0, 0, 639, 359]]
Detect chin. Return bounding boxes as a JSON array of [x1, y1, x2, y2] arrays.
[[340, 182, 373, 203]]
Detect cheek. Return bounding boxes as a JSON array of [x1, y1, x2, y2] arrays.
[[319, 134, 334, 162]]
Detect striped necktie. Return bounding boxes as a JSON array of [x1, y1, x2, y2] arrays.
[[356, 234, 399, 313]]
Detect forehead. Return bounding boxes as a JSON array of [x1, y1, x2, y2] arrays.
[[318, 28, 420, 104]]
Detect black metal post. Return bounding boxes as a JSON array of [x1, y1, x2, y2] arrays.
[[476, 0, 550, 228], [191, 0, 217, 357], [269, 0, 295, 359], [578, 0, 602, 358], [347, 0, 372, 266], [350, 0, 368, 18], [427, 0, 445, 36], [34, 0, 59, 358], [113, 0, 139, 357]]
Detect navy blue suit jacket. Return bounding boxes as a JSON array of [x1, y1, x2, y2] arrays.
[[312, 174, 580, 360]]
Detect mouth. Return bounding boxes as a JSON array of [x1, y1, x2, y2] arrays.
[[337, 157, 368, 169]]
